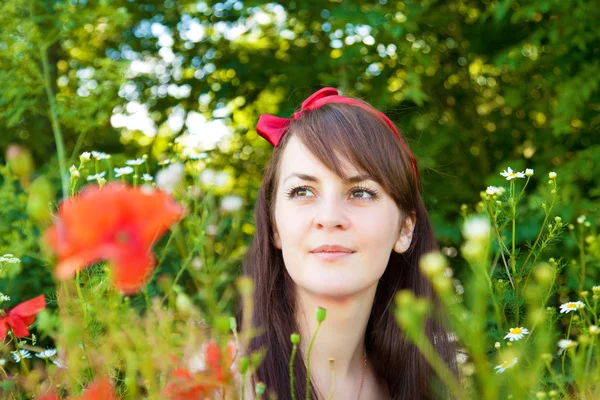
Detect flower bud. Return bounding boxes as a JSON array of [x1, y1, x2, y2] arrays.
[[526, 168, 534, 177], [6, 144, 35, 182], [236, 276, 254, 296], [175, 293, 193, 315], [229, 317, 237, 331], [239, 356, 250, 374], [255, 382, 266, 395], [316, 307, 327, 322], [462, 217, 491, 242], [494, 342, 501, 349], [69, 165, 80, 179], [541, 353, 552, 362], [214, 316, 231, 334], [290, 333, 300, 345], [548, 172, 557, 179], [419, 251, 447, 278], [589, 325, 599, 335]]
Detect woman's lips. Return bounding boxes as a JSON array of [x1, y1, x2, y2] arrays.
[[310, 251, 355, 261]]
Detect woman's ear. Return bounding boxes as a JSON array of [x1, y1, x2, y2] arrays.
[[393, 211, 416, 254]]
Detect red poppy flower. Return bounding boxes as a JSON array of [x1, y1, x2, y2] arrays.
[[162, 340, 236, 399], [45, 183, 184, 294], [38, 377, 117, 400], [0, 295, 45, 341]]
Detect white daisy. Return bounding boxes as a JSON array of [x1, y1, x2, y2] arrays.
[[0, 254, 20, 264], [35, 349, 57, 359], [11, 349, 32, 363], [557, 339, 577, 355], [91, 151, 110, 160], [86, 172, 106, 182], [156, 162, 184, 194], [500, 167, 526, 181], [70, 165, 80, 178], [142, 173, 153, 182], [486, 186, 506, 196], [79, 151, 91, 162], [559, 301, 585, 314], [504, 327, 530, 341], [548, 171, 557, 179], [53, 358, 67, 368], [525, 168, 534, 177], [126, 158, 145, 166], [221, 195, 244, 212], [494, 357, 518, 373], [114, 166, 134, 177], [0, 293, 10, 302]]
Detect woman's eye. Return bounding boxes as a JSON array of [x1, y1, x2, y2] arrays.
[[287, 187, 315, 198], [350, 189, 374, 199]]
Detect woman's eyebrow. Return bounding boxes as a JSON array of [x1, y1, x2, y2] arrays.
[[283, 172, 374, 184]]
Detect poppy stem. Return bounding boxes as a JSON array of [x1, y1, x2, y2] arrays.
[[9, 330, 29, 374], [305, 321, 322, 400], [40, 43, 68, 199]]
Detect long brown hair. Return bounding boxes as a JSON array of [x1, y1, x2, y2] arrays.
[[240, 98, 457, 399]]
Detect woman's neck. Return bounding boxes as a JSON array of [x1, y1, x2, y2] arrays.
[[294, 284, 378, 395]]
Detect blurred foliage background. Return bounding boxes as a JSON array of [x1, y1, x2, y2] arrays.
[[1, 0, 599, 307]]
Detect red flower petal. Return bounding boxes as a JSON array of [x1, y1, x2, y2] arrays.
[[73, 378, 117, 400], [8, 295, 46, 318], [0, 295, 46, 340], [0, 319, 8, 342], [46, 183, 184, 294]]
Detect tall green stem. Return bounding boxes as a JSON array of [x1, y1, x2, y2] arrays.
[[306, 321, 322, 400], [40, 44, 68, 199]]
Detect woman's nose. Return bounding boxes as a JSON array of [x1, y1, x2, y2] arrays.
[[313, 195, 350, 230]]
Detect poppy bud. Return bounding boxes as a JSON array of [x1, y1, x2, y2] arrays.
[[290, 333, 300, 345], [239, 356, 250, 374], [315, 307, 327, 322], [6, 144, 34, 188], [255, 382, 266, 395]]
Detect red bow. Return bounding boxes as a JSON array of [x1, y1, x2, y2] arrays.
[[256, 87, 419, 185]]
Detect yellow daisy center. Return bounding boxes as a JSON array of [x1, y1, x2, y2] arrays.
[[501, 360, 511, 368], [567, 303, 577, 309], [509, 327, 522, 334]]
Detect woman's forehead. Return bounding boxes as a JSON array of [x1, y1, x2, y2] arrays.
[[278, 136, 365, 181]]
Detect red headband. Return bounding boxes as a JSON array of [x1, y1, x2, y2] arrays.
[[256, 87, 419, 186]]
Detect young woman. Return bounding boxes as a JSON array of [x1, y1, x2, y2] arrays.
[[240, 87, 457, 399]]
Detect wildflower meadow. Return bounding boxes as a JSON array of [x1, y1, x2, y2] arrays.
[[1, 1, 599, 399]]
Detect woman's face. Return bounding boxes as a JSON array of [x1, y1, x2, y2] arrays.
[[272, 135, 415, 298]]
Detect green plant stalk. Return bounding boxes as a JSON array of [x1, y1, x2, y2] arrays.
[[485, 201, 515, 290], [75, 270, 88, 323], [327, 360, 335, 400], [562, 313, 575, 376], [582, 336, 596, 396], [543, 358, 568, 399], [40, 44, 68, 199], [509, 181, 521, 324], [9, 330, 30, 374], [405, 327, 467, 400], [579, 223, 586, 293], [520, 179, 558, 274], [305, 321, 322, 400], [289, 343, 298, 400]]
